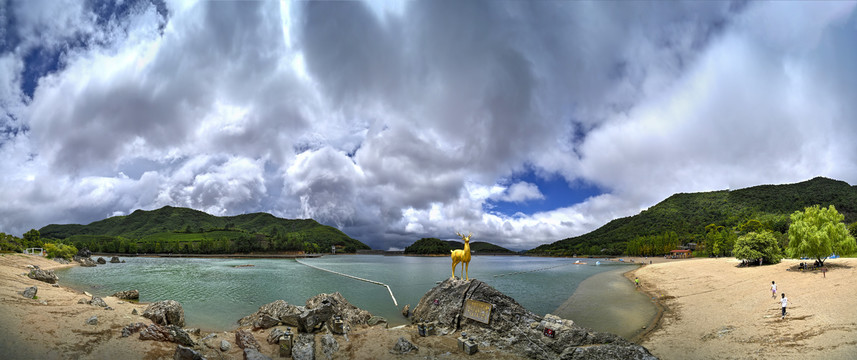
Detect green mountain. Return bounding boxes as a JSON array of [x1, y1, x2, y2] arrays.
[[39, 206, 370, 254], [529, 177, 857, 256], [403, 237, 513, 255]]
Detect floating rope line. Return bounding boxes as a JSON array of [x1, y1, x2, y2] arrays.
[[295, 259, 398, 307], [493, 262, 581, 278]]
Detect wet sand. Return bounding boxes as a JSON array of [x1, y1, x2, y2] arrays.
[[633, 257, 857, 359]]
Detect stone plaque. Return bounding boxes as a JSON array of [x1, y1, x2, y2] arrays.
[[462, 299, 492, 324]]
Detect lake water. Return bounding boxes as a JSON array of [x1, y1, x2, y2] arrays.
[[55, 255, 648, 337]]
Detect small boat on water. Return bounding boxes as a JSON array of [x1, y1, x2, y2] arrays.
[[595, 261, 601, 266], [573, 260, 587, 265]]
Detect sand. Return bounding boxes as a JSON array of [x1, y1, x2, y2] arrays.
[[0, 253, 523, 359], [632, 257, 857, 360]]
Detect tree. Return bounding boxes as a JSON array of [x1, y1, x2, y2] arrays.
[[787, 205, 857, 266], [23, 229, 41, 247], [733, 231, 782, 264]]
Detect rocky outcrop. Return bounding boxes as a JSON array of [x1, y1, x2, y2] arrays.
[[111, 289, 139, 300], [267, 328, 286, 345], [143, 300, 185, 327], [321, 334, 339, 360], [238, 293, 371, 333], [292, 333, 315, 360], [96, 257, 107, 264], [139, 324, 195, 346], [22, 286, 37, 299], [110, 256, 121, 263], [174, 345, 206, 360], [235, 329, 260, 351], [53, 258, 70, 264], [367, 316, 387, 327], [412, 278, 658, 360], [121, 322, 147, 337], [27, 269, 58, 284], [390, 337, 418, 355], [78, 257, 97, 267]]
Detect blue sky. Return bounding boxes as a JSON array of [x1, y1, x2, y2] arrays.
[[2, 1, 857, 251]]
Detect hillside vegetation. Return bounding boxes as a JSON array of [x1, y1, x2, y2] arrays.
[[39, 206, 370, 254], [529, 177, 857, 256], [404, 237, 514, 255]]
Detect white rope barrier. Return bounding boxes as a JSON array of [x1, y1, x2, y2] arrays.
[[296, 259, 399, 307]]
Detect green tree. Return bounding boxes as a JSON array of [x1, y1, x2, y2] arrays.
[[733, 231, 782, 264], [23, 229, 41, 248], [787, 205, 857, 266], [44, 243, 79, 260]]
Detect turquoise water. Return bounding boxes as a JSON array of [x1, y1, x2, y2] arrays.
[[55, 255, 636, 332]]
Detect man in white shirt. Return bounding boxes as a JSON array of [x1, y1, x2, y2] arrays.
[[781, 293, 788, 319]]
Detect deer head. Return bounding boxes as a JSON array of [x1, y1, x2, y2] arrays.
[[455, 232, 472, 243]]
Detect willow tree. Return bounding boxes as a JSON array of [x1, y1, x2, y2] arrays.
[[787, 205, 857, 266]]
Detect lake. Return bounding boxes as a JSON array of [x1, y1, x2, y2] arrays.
[[55, 255, 651, 338]]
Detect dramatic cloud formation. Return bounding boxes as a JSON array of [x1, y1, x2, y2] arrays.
[[1, 1, 856, 250]]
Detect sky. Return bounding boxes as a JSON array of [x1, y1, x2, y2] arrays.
[[2, 1, 857, 251]]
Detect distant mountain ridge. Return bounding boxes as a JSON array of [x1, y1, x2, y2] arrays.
[[529, 177, 857, 255], [40, 206, 370, 254], [403, 237, 514, 255]]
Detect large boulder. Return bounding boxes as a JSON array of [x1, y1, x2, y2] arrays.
[[110, 256, 121, 263], [22, 286, 37, 299], [238, 300, 304, 329], [412, 278, 658, 360], [174, 345, 206, 360], [390, 337, 418, 355], [111, 289, 140, 300], [292, 333, 315, 360], [90, 296, 108, 307], [305, 292, 372, 330], [235, 329, 260, 351], [139, 324, 195, 346], [143, 300, 186, 327], [27, 269, 58, 284], [321, 334, 339, 359], [79, 257, 97, 267], [243, 348, 272, 360], [96, 257, 107, 264]]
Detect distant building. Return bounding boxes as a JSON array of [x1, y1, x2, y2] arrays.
[[670, 249, 692, 259]]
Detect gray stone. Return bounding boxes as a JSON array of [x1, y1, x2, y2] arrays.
[[235, 329, 260, 351], [132, 308, 139, 315], [51, 284, 59, 288], [121, 322, 147, 337], [237, 300, 303, 328], [86, 316, 98, 326], [110, 256, 121, 263], [78, 298, 88, 304], [143, 300, 185, 327], [267, 328, 285, 344], [75, 248, 92, 258], [402, 304, 410, 318], [22, 286, 37, 299], [254, 314, 280, 330], [367, 316, 387, 327], [96, 257, 107, 264], [321, 334, 339, 360], [292, 333, 315, 360], [27, 269, 58, 284], [174, 345, 206, 360], [242, 348, 272, 360], [90, 296, 108, 307], [139, 324, 195, 346], [53, 258, 70, 264], [104, 306, 114, 311], [111, 289, 139, 300], [78, 257, 97, 267], [390, 337, 418, 354], [220, 339, 231, 352]]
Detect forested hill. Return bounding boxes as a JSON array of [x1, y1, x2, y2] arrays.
[[39, 206, 370, 254], [529, 177, 857, 256], [403, 237, 514, 255]]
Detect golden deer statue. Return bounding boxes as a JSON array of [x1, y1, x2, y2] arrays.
[[451, 232, 473, 280]]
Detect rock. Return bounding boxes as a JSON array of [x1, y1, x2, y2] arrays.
[[174, 345, 206, 360], [184, 328, 201, 336], [75, 248, 92, 258], [22, 286, 37, 299], [220, 340, 231, 352], [390, 337, 418, 354], [367, 316, 387, 327], [235, 329, 260, 351], [238, 300, 304, 328], [143, 300, 186, 327], [78, 298, 88, 304], [321, 334, 339, 360], [139, 324, 195, 346], [112, 289, 139, 300], [110, 256, 121, 263], [267, 328, 285, 344], [412, 278, 658, 360], [306, 292, 372, 327], [79, 257, 97, 267], [27, 269, 58, 284], [402, 304, 410, 318], [243, 348, 272, 360], [53, 258, 70, 264], [104, 306, 114, 311], [132, 308, 139, 315], [26, 264, 38, 270], [292, 333, 315, 360], [86, 316, 98, 325], [52, 284, 59, 288], [90, 296, 108, 307], [121, 322, 147, 337], [121, 260, 126, 263], [96, 257, 107, 264], [254, 314, 280, 330]]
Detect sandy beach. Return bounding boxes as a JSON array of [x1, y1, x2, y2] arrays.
[[632, 257, 857, 359], [0, 253, 525, 359]]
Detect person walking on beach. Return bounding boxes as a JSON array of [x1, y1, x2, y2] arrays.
[[780, 293, 788, 319], [823, 267, 827, 278], [771, 281, 777, 298], [635, 277, 640, 288]]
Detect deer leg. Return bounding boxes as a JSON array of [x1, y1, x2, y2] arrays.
[[465, 261, 469, 280], [451, 260, 457, 279]]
